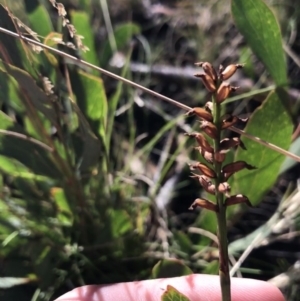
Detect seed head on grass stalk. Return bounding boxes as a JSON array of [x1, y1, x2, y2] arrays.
[[186, 62, 255, 301]]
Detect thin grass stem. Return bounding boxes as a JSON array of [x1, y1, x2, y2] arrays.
[[0, 26, 299, 164]]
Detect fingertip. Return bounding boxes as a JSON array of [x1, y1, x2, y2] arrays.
[[54, 274, 286, 301], [231, 277, 286, 301]]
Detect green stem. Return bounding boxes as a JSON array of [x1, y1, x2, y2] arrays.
[[213, 98, 231, 301]]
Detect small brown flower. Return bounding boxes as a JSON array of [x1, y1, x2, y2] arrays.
[[220, 137, 246, 151], [189, 198, 218, 212], [225, 194, 252, 207], [222, 161, 256, 180], [216, 83, 239, 103], [220, 64, 244, 81], [189, 162, 216, 178], [185, 107, 213, 122], [214, 151, 226, 163], [218, 182, 231, 196], [194, 73, 216, 92], [221, 115, 248, 129], [184, 132, 214, 153], [195, 147, 214, 163], [191, 173, 216, 194], [200, 121, 218, 139], [195, 62, 218, 81]]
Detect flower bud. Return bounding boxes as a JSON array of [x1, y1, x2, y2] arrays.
[[218, 182, 231, 197], [194, 73, 216, 92], [195, 147, 214, 163], [221, 115, 248, 129], [185, 107, 213, 122], [190, 173, 215, 194], [220, 64, 244, 81], [200, 121, 218, 139], [189, 198, 218, 212], [222, 161, 256, 180], [225, 194, 252, 207], [195, 62, 218, 81], [220, 137, 246, 151], [184, 132, 214, 153], [189, 162, 216, 178], [216, 83, 239, 103], [214, 151, 226, 163]]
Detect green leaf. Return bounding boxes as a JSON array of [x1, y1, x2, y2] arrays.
[[74, 70, 107, 140], [161, 285, 191, 301], [25, 0, 53, 37], [231, 0, 287, 86], [51, 187, 73, 227], [0, 67, 24, 113], [24, 0, 54, 75], [70, 10, 98, 66], [232, 91, 293, 205], [106, 50, 131, 154], [173, 231, 193, 254], [0, 63, 57, 123], [0, 5, 24, 69], [0, 155, 50, 181], [0, 111, 61, 178], [78, 0, 92, 12], [70, 70, 107, 170], [100, 22, 140, 66], [203, 260, 219, 275], [109, 209, 133, 238], [152, 259, 193, 279]]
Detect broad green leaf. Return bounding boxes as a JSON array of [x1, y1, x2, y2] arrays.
[[25, 0, 53, 37], [0, 67, 24, 113], [0, 111, 61, 178], [0, 63, 57, 123], [73, 70, 107, 140], [25, 0, 54, 75], [70, 70, 107, 170], [0, 5, 24, 69], [70, 10, 98, 66], [50, 187, 73, 226], [231, 0, 287, 86], [44, 32, 62, 67], [100, 22, 140, 66], [161, 285, 191, 301], [232, 91, 293, 205], [0, 155, 50, 181], [78, 0, 92, 11], [72, 122, 102, 173], [152, 259, 193, 279]]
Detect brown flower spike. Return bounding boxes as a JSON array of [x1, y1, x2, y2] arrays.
[[186, 61, 255, 301]]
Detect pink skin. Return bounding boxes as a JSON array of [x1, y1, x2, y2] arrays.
[[54, 274, 285, 301]]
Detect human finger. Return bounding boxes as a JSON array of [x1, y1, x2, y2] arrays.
[[54, 274, 285, 301]]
